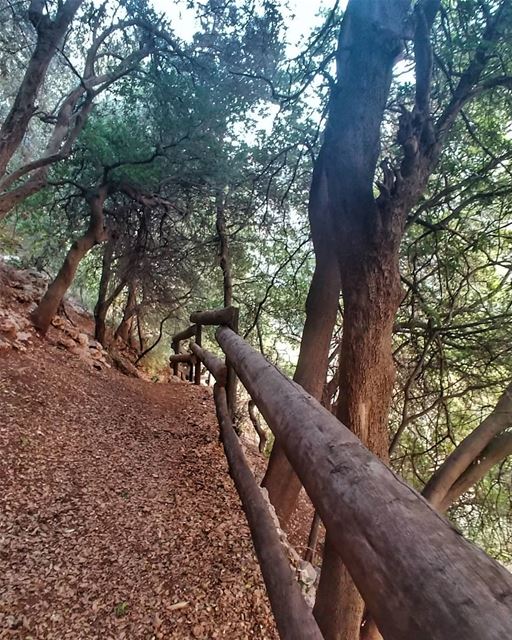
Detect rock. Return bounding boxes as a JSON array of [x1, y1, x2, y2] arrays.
[[298, 560, 317, 587], [57, 336, 77, 350], [0, 318, 17, 337], [14, 290, 35, 303], [88, 338, 103, 350], [288, 546, 301, 566], [77, 332, 89, 347], [65, 327, 80, 341]]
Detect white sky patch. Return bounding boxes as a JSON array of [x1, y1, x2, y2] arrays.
[[152, 1, 346, 52], [150, 1, 346, 144]]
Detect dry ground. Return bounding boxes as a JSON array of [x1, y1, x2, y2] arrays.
[[0, 342, 278, 639]]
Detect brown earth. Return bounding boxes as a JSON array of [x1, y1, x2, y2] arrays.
[[0, 342, 278, 639], [0, 260, 321, 639]]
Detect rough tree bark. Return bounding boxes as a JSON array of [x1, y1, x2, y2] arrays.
[[263, 1, 512, 566], [31, 184, 109, 333], [311, 1, 429, 635], [262, 150, 341, 525]]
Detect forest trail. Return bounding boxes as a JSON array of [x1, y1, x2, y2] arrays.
[[0, 343, 277, 639]]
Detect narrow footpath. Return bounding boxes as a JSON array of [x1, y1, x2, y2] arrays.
[[0, 344, 277, 639]]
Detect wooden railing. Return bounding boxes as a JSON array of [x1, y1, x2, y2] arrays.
[[171, 308, 512, 640]]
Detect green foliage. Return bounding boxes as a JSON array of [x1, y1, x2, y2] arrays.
[[114, 601, 129, 618]]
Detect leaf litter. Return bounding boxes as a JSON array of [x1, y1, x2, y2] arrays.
[[0, 343, 278, 639]]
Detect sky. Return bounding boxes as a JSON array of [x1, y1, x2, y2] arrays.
[[149, 1, 342, 141], [153, 0, 344, 53]]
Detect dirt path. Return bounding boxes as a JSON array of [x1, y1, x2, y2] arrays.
[[0, 343, 277, 639]]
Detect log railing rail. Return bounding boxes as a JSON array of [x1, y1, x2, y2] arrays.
[[171, 308, 512, 640], [171, 306, 238, 411]]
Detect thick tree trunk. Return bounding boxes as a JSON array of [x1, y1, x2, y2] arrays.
[[262, 152, 341, 526], [308, 0, 414, 636], [314, 255, 403, 640], [274, 0, 506, 636], [31, 185, 108, 334], [315, 549, 365, 640]]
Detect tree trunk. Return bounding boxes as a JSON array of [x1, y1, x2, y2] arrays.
[[262, 151, 341, 526], [0, 0, 83, 178], [0, 89, 94, 220], [216, 189, 239, 418], [309, 0, 415, 636], [134, 307, 144, 351], [94, 235, 118, 345], [248, 399, 267, 453], [115, 281, 137, 344], [304, 511, 321, 564], [216, 189, 233, 307], [423, 379, 512, 509], [31, 185, 108, 334], [315, 548, 365, 640], [314, 253, 402, 639]]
